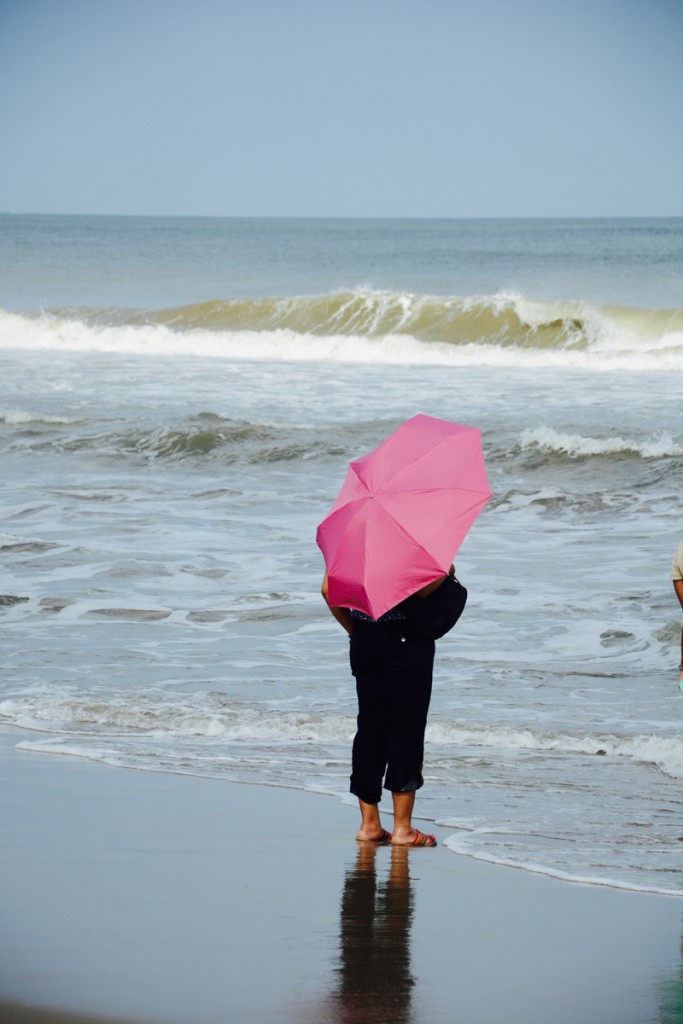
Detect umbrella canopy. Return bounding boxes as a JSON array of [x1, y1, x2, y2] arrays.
[[316, 413, 491, 619]]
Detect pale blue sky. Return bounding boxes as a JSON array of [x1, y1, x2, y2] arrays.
[[0, 0, 681, 217]]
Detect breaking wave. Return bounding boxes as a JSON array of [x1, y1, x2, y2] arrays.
[[1, 289, 682, 371], [518, 426, 683, 459]]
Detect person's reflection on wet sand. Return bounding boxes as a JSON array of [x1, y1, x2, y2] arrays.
[[330, 842, 416, 1024], [658, 930, 683, 1023]]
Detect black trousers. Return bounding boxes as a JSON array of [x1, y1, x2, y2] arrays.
[[348, 620, 435, 805]]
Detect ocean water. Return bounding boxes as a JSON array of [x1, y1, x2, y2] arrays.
[[1, 214, 682, 896]]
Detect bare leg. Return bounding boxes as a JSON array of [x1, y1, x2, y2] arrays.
[[674, 582, 683, 680], [390, 791, 437, 846], [356, 798, 388, 841], [390, 790, 417, 844]]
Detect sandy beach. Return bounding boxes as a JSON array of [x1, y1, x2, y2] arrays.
[[0, 729, 681, 1024]]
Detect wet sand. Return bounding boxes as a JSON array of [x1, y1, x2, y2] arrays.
[[1, 729, 681, 1024]]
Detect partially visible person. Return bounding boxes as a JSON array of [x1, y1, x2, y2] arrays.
[[321, 567, 457, 848], [671, 541, 683, 685]]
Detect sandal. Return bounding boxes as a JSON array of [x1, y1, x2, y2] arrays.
[[391, 829, 437, 847], [410, 829, 437, 847]]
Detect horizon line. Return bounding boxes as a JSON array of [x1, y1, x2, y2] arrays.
[[2, 210, 683, 222]]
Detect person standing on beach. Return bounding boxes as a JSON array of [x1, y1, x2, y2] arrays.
[[321, 569, 457, 848], [671, 542, 683, 685]]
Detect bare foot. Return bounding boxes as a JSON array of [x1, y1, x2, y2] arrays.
[[356, 827, 392, 843]]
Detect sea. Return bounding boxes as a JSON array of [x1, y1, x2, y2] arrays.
[[1, 214, 682, 897]]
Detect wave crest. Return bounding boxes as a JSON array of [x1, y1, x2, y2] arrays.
[[519, 426, 683, 459], [120, 290, 683, 353], [1, 289, 682, 371]]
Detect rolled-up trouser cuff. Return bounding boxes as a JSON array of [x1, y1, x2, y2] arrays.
[[384, 767, 424, 794], [349, 768, 423, 804], [349, 775, 382, 805]]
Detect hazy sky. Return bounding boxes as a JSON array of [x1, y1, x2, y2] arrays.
[[1, 0, 681, 217]]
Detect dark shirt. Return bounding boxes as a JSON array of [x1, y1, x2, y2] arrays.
[[350, 606, 407, 623]]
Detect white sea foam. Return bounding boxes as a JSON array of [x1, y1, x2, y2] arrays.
[[440, 832, 683, 897], [0, 408, 81, 426], [519, 426, 683, 459], [0, 694, 356, 743], [427, 721, 683, 779], [3, 694, 681, 779]]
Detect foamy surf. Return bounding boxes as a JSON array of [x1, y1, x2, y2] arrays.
[[440, 832, 683, 898], [3, 691, 682, 780]]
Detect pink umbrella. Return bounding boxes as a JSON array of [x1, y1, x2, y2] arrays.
[[316, 413, 491, 619]]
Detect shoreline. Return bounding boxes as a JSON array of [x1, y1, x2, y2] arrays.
[[11, 729, 682, 902], [1, 729, 682, 1024]]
